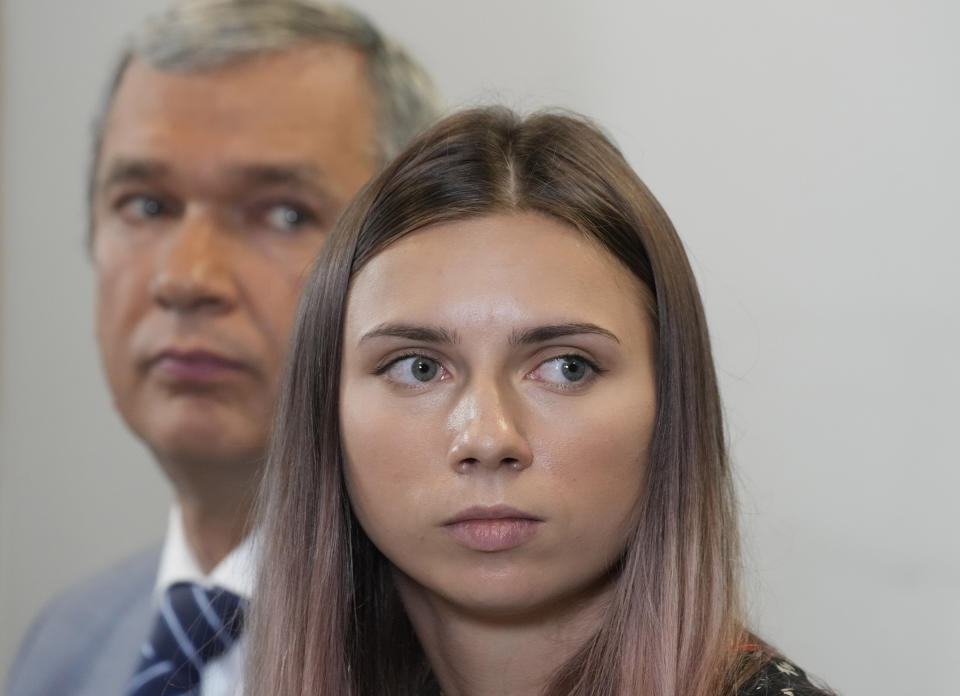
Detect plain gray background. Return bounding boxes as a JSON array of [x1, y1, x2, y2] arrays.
[[1, 1, 957, 693]]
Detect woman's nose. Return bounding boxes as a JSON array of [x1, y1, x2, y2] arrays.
[[446, 380, 532, 474]]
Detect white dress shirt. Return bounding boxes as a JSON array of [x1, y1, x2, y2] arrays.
[[154, 506, 255, 696]]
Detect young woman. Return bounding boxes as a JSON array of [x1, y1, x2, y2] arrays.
[[245, 107, 833, 696]]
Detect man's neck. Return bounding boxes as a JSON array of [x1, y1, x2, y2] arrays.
[[158, 452, 261, 573], [178, 496, 252, 573]]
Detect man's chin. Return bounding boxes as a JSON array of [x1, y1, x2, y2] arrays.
[[151, 440, 266, 472], [124, 397, 269, 468], [136, 423, 267, 473]]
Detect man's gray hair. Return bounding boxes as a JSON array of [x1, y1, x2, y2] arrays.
[[89, 0, 443, 218]]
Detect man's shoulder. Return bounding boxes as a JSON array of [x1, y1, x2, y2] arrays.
[[5, 544, 162, 696], [39, 544, 162, 616]]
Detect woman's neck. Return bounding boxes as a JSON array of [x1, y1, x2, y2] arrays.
[[394, 571, 615, 696]]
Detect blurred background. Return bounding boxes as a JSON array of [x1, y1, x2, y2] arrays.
[[1, 1, 957, 693]]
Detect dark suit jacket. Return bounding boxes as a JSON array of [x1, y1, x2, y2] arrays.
[[5, 546, 160, 696]]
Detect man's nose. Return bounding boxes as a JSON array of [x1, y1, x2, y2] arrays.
[[447, 380, 533, 474], [150, 208, 236, 315]]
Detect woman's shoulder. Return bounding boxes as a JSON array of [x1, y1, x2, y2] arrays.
[[736, 656, 834, 696]]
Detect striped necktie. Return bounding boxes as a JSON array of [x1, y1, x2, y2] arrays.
[[126, 582, 245, 696]]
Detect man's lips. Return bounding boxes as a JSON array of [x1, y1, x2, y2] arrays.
[[443, 505, 543, 552], [147, 349, 249, 383]]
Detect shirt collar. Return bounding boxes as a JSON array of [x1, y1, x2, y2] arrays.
[[154, 505, 256, 602]]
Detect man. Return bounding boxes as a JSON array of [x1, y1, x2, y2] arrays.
[[5, 2, 440, 695]]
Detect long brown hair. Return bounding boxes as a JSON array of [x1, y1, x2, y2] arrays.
[[246, 106, 758, 695]]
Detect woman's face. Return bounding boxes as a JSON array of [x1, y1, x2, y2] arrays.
[[340, 212, 657, 617]]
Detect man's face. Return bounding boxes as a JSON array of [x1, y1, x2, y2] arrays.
[[92, 45, 377, 474]]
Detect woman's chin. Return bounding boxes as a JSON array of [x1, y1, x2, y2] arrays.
[[394, 565, 615, 625]]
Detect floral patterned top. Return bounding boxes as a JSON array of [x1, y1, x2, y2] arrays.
[[738, 657, 831, 695], [419, 656, 831, 695]]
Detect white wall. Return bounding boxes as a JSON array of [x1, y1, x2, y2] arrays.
[[2, 1, 957, 693]]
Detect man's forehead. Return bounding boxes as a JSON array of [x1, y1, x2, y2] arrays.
[[105, 49, 374, 139], [99, 157, 330, 189], [97, 45, 378, 195], [115, 42, 373, 99]]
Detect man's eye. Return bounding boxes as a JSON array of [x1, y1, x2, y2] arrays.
[[528, 354, 600, 387], [117, 195, 170, 221], [379, 355, 446, 385], [263, 203, 316, 231]]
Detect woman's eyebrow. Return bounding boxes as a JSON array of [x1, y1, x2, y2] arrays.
[[509, 323, 620, 345], [358, 323, 461, 345]]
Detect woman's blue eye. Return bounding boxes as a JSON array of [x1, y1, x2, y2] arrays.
[[409, 357, 439, 382], [384, 356, 443, 384], [559, 357, 588, 381], [531, 355, 597, 385]]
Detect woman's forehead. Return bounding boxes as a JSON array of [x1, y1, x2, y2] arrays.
[[343, 212, 651, 340]]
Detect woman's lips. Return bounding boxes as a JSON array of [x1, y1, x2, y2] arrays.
[[443, 506, 542, 552], [150, 349, 247, 383]]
